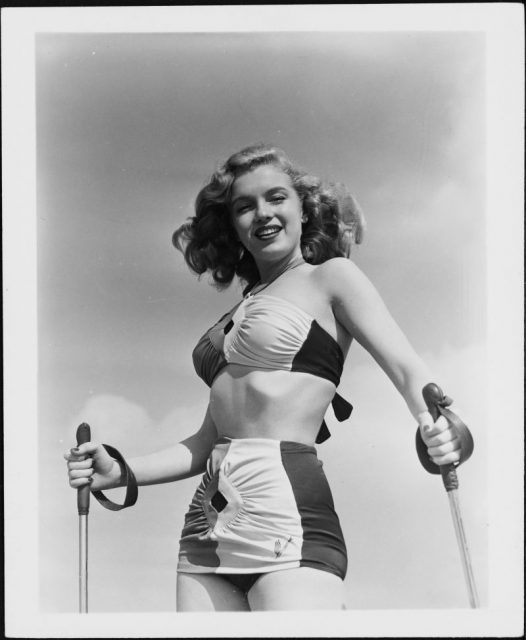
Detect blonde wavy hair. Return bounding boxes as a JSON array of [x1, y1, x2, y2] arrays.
[[173, 143, 366, 290]]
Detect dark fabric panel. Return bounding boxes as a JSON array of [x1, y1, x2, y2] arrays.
[[280, 442, 348, 580], [192, 335, 227, 387], [192, 309, 233, 387], [291, 321, 344, 386], [221, 572, 264, 594]]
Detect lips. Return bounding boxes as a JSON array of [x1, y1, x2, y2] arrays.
[[255, 225, 282, 240]]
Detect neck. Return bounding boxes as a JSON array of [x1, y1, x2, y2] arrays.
[[256, 252, 305, 285]]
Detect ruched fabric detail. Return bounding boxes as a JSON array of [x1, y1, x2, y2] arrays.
[[223, 295, 313, 371]]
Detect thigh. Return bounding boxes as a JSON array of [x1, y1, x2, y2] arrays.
[[247, 567, 345, 611], [176, 573, 250, 612]]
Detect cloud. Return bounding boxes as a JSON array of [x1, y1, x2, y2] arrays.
[[69, 393, 207, 456]]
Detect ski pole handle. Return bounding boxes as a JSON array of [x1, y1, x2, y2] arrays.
[[76, 423, 91, 516], [422, 383, 458, 492]]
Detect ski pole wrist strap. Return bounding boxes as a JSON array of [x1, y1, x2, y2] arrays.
[[415, 392, 475, 475], [91, 444, 138, 510]]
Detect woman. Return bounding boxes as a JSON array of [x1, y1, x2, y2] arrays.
[[65, 144, 463, 611]]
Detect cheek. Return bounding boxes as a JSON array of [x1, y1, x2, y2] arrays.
[[230, 217, 250, 244]]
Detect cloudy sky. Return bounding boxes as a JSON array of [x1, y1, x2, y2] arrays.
[[4, 5, 524, 638]]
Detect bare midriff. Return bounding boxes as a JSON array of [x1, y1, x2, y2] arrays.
[[209, 365, 336, 445]]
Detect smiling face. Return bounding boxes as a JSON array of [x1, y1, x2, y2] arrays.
[[230, 164, 304, 267]]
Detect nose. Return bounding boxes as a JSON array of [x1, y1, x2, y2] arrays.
[[254, 200, 272, 222]]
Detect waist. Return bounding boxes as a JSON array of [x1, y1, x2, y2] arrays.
[[209, 367, 335, 443], [213, 436, 317, 455], [205, 436, 320, 477]]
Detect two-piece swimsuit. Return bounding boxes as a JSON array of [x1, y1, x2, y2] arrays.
[[177, 290, 353, 594]]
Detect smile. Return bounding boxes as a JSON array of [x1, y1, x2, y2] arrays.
[[255, 225, 282, 240]]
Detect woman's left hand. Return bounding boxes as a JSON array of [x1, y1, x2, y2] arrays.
[[418, 410, 462, 467]]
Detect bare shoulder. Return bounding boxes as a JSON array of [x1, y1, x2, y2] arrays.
[[312, 257, 372, 301]]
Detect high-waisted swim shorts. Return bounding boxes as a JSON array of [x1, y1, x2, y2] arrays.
[[177, 437, 347, 580]]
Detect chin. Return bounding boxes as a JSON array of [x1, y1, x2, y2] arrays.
[[255, 244, 292, 261]]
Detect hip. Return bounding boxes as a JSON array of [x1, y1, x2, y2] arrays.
[[178, 437, 347, 579]]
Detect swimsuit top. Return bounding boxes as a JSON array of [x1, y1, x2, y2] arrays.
[[192, 293, 353, 443]]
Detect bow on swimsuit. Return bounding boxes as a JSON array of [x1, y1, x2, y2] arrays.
[[192, 293, 353, 442]]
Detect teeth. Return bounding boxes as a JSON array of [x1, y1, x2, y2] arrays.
[[256, 226, 280, 238]]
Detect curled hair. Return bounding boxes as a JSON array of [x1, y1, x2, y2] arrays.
[[173, 143, 366, 290]]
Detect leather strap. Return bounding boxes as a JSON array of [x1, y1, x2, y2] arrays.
[[316, 393, 353, 444], [91, 444, 138, 510], [415, 393, 474, 475]]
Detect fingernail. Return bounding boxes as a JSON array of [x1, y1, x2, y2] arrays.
[[70, 447, 80, 454], [423, 425, 431, 433], [88, 477, 93, 484]]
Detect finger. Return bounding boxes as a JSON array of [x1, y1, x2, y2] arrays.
[[424, 426, 458, 447], [69, 468, 94, 480], [430, 450, 461, 466], [64, 448, 88, 460], [427, 438, 461, 457], [421, 414, 449, 438], [68, 449, 88, 462], [74, 442, 100, 456], [418, 410, 432, 428], [418, 411, 434, 440], [67, 458, 93, 471], [65, 442, 100, 462], [69, 476, 93, 489]]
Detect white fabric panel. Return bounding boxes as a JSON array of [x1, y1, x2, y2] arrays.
[[223, 294, 312, 371], [212, 437, 304, 573]]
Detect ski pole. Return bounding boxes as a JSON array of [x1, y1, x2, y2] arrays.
[[76, 422, 91, 614], [422, 383, 480, 608]]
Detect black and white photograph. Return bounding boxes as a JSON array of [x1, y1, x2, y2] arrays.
[[3, 4, 523, 638]]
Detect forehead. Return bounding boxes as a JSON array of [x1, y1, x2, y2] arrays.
[[231, 164, 293, 199]]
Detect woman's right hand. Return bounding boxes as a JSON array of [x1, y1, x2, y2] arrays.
[[63, 442, 122, 492], [418, 410, 462, 467]]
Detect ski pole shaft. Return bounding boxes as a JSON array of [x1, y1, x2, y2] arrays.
[[422, 384, 479, 608], [446, 488, 480, 608], [76, 423, 91, 614]]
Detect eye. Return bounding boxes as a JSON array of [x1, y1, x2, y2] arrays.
[[269, 194, 286, 204], [234, 203, 252, 215]]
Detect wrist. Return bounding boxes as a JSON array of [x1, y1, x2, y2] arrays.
[[417, 410, 432, 426], [90, 445, 139, 511], [97, 459, 124, 491], [112, 458, 126, 488]]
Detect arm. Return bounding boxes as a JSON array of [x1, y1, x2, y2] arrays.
[[322, 258, 432, 419], [127, 405, 217, 486], [319, 258, 460, 465], [65, 405, 218, 491]]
